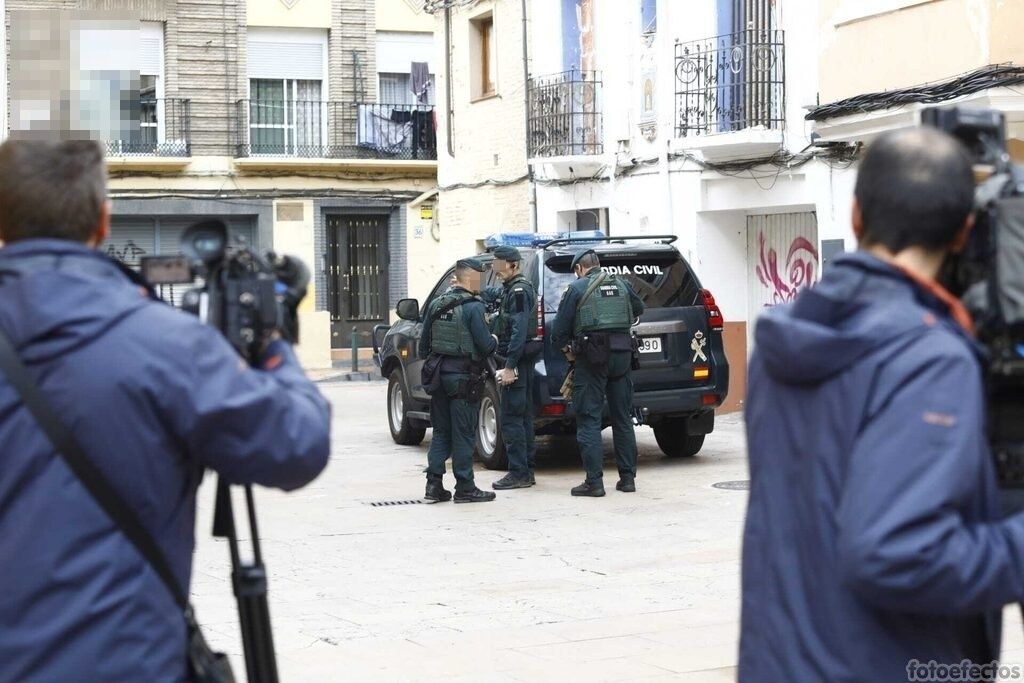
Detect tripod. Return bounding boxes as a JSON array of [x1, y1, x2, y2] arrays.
[[212, 479, 279, 683]]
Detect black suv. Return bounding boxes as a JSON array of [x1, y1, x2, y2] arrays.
[[373, 235, 730, 470]]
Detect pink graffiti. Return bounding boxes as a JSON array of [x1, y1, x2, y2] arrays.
[[756, 231, 819, 306]]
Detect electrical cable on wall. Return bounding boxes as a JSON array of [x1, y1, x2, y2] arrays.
[[806, 64, 1024, 121], [423, 0, 479, 15]]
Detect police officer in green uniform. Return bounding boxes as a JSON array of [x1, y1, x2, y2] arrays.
[[482, 245, 539, 490], [419, 258, 498, 503], [552, 250, 645, 497]]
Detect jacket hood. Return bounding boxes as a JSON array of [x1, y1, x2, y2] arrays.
[[755, 251, 965, 386], [0, 239, 154, 363]]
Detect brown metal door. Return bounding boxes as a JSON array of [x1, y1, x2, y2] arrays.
[[327, 214, 389, 348]]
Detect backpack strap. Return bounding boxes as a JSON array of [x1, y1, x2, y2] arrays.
[[578, 271, 610, 309], [430, 293, 477, 324]]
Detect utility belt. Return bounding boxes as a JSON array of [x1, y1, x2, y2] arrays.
[[571, 331, 634, 367], [496, 338, 544, 364], [423, 354, 488, 402], [438, 356, 482, 374]]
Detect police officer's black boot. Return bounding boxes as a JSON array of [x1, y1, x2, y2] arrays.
[[424, 478, 452, 503], [616, 475, 636, 493], [453, 486, 497, 503], [571, 480, 606, 497], [492, 472, 533, 490]]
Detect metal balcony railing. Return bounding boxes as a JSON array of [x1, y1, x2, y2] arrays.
[[104, 98, 191, 156], [234, 100, 437, 160], [674, 29, 785, 138], [527, 70, 603, 158]]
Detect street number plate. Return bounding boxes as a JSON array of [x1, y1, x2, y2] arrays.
[[639, 337, 662, 354]]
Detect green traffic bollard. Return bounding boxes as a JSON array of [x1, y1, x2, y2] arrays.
[[351, 327, 359, 373]]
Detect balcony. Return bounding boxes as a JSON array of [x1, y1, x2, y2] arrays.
[[233, 100, 437, 173], [527, 70, 604, 179], [104, 98, 191, 171], [673, 30, 785, 161]]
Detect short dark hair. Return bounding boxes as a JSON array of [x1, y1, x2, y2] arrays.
[[0, 139, 107, 244], [575, 252, 600, 270], [455, 263, 478, 279], [855, 128, 975, 253]]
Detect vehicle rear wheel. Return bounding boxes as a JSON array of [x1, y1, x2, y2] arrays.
[[388, 369, 426, 446], [475, 381, 508, 470], [654, 418, 706, 457]]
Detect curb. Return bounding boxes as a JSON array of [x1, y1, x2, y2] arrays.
[[314, 371, 384, 384]]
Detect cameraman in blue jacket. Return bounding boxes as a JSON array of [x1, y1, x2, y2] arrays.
[[0, 139, 331, 682], [740, 128, 1024, 681]]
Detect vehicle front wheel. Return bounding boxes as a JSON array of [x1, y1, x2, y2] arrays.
[[654, 418, 706, 458], [475, 381, 508, 470], [388, 369, 426, 446]]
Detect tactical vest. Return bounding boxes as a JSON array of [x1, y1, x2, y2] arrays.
[[573, 271, 633, 336], [493, 275, 538, 341], [430, 290, 479, 358]]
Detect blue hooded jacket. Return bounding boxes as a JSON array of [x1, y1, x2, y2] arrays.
[[0, 239, 331, 682], [740, 251, 1024, 682]]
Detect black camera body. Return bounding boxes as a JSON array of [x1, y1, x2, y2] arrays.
[[923, 106, 1024, 489], [141, 219, 309, 365]]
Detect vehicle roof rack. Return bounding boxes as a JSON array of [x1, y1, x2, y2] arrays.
[[538, 234, 679, 249]]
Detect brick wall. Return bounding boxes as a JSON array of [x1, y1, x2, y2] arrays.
[[6, 0, 382, 155], [433, 0, 532, 250]]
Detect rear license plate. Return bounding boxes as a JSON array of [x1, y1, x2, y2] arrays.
[[639, 337, 662, 354]]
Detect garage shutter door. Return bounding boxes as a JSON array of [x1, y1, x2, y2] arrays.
[[105, 220, 157, 267], [108, 216, 258, 305]]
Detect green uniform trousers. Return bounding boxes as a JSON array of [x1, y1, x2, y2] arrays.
[[500, 358, 536, 476], [427, 372, 479, 491], [573, 350, 637, 484]]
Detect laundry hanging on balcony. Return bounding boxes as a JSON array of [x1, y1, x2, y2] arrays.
[[356, 104, 412, 151]]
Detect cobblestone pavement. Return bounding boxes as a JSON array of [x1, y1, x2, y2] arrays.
[[190, 382, 1024, 681]]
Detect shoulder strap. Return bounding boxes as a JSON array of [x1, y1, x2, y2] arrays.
[[578, 271, 609, 308], [430, 293, 476, 323], [0, 328, 187, 609]]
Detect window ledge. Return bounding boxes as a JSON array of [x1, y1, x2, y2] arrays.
[[471, 92, 500, 104], [233, 156, 438, 176], [105, 156, 192, 171]]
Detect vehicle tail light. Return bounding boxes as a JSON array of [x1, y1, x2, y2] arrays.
[[701, 393, 720, 407], [539, 403, 565, 417], [701, 289, 724, 331], [536, 294, 545, 339]]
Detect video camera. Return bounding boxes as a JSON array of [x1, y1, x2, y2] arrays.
[[139, 219, 311, 683], [923, 107, 1024, 491], [140, 219, 309, 365]]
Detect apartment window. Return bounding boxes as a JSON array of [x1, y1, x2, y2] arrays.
[[248, 79, 323, 155], [641, 0, 657, 34], [379, 72, 435, 105], [247, 29, 327, 156], [471, 14, 496, 99]]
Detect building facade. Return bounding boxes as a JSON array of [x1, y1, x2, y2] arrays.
[[3, 0, 439, 367], [526, 0, 853, 412], [413, 0, 532, 298]]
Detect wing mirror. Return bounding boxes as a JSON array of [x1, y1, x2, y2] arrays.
[[396, 298, 420, 321]]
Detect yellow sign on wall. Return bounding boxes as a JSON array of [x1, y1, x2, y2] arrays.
[[420, 205, 434, 220]]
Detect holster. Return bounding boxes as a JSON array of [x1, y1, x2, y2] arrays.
[[560, 367, 574, 401]]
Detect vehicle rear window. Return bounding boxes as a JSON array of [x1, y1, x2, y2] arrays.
[[543, 251, 701, 311]]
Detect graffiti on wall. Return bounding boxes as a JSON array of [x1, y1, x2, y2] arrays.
[[756, 231, 819, 306], [105, 240, 147, 265]]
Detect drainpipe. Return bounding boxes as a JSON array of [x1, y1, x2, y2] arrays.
[[522, 0, 538, 233], [445, 7, 454, 158]]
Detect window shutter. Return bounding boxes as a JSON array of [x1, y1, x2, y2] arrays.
[[140, 23, 163, 76], [248, 34, 325, 81]]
